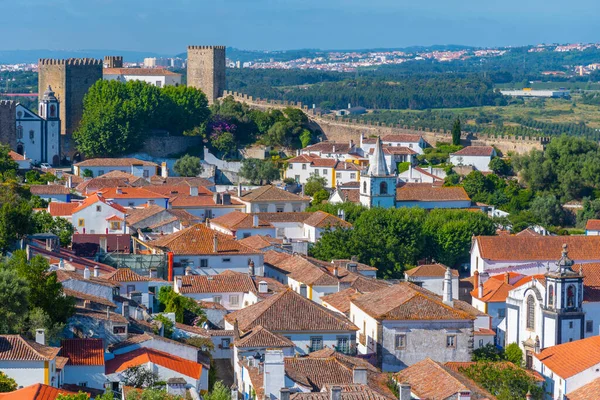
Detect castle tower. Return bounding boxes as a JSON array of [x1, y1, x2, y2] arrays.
[[104, 56, 123, 69], [359, 137, 396, 209], [187, 45, 226, 104], [542, 244, 585, 347], [37, 58, 103, 136]]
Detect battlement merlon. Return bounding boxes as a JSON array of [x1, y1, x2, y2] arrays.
[[38, 58, 103, 66], [187, 45, 226, 50]]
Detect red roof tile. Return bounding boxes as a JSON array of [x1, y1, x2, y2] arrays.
[[60, 339, 104, 366], [48, 202, 78, 217], [8, 150, 26, 161], [72, 193, 127, 214], [105, 347, 202, 379], [0, 335, 60, 361], [474, 236, 600, 261], [29, 185, 71, 195], [405, 263, 458, 278], [381, 134, 422, 143], [567, 377, 600, 400], [396, 183, 471, 202], [99, 187, 168, 200], [234, 325, 294, 349], [0, 384, 79, 400], [534, 335, 600, 378], [451, 146, 495, 157], [209, 211, 274, 230], [104, 68, 180, 76], [235, 185, 311, 202], [586, 219, 600, 231], [178, 271, 257, 294]]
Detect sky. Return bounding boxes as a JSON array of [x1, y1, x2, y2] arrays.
[[1, 0, 599, 53]]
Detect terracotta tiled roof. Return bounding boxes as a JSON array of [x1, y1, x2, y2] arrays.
[[311, 158, 338, 168], [394, 358, 495, 400], [287, 154, 316, 163], [445, 361, 543, 382], [567, 377, 600, 400], [381, 134, 422, 143], [169, 194, 244, 208], [330, 259, 377, 272], [382, 146, 417, 156], [303, 212, 352, 229], [108, 332, 198, 352], [48, 202, 78, 217], [57, 269, 119, 287], [579, 263, 600, 302], [303, 142, 353, 154], [239, 359, 264, 399], [254, 212, 351, 229], [104, 67, 180, 76], [265, 254, 351, 286], [236, 185, 311, 202], [396, 183, 470, 202], [0, 384, 78, 400], [586, 219, 600, 231], [408, 167, 445, 182], [405, 263, 458, 278], [147, 223, 259, 255], [103, 268, 149, 282], [144, 185, 212, 197], [210, 211, 273, 230], [470, 278, 514, 303], [515, 228, 541, 237], [62, 288, 116, 308], [105, 347, 202, 379], [8, 150, 26, 161], [351, 283, 474, 321], [149, 176, 214, 187], [76, 177, 131, 194], [125, 204, 166, 225], [72, 193, 127, 214], [474, 235, 600, 261], [291, 386, 391, 400], [75, 158, 158, 167], [60, 338, 104, 366], [225, 289, 359, 332], [55, 356, 69, 370], [335, 188, 360, 204], [322, 288, 362, 313], [0, 335, 60, 361], [73, 306, 128, 324], [178, 271, 257, 294], [29, 185, 71, 195], [238, 235, 283, 250], [234, 325, 294, 349], [167, 209, 202, 225], [534, 335, 600, 378], [99, 187, 168, 200], [451, 146, 495, 157]]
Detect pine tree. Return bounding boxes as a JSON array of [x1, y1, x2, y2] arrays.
[[452, 117, 462, 146]]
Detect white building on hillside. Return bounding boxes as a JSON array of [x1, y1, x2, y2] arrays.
[[449, 146, 497, 172]]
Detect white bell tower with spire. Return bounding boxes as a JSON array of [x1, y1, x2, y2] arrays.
[[359, 136, 396, 208]]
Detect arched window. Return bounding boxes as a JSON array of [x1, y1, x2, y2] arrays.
[[548, 285, 554, 308], [567, 285, 576, 308], [50, 104, 56, 117], [526, 295, 535, 329], [380, 181, 388, 195], [363, 181, 367, 194]]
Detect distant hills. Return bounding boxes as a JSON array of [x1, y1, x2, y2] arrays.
[[0, 49, 170, 64]]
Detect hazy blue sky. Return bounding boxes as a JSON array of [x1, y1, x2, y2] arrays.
[[1, 0, 598, 53]]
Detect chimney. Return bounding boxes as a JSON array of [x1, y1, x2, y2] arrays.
[[231, 385, 239, 400], [93, 265, 99, 277], [409, 165, 413, 180], [429, 165, 433, 174], [147, 199, 155, 207], [161, 162, 168, 179], [83, 266, 91, 280], [458, 390, 471, 400], [504, 271, 510, 285], [443, 267, 453, 306], [473, 270, 479, 293], [122, 301, 129, 318], [330, 386, 342, 400], [348, 103, 351, 109], [116, 187, 123, 195], [185, 266, 192, 276], [263, 349, 285, 400], [399, 383, 411, 400], [213, 234, 218, 253], [35, 329, 46, 346], [213, 193, 222, 204], [478, 281, 484, 299], [332, 145, 336, 153], [352, 367, 367, 385], [526, 390, 532, 400], [300, 284, 308, 298], [479, 271, 489, 284], [338, 209, 345, 221], [248, 260, 255, 276], [190, 186, 199, 196], [333, 266, 339, 277], [66, 175, 72, 188], [280, 388, 290, 400], [149, 267, 158, 279], [258, 280, 268, 294], [346, 262, 358, 273], [237, 182, 242, 197], [175, 277, 183, 292], [233, 319, 240, 341], [253, 215, 259, 228], [222, 193, 231, 205]]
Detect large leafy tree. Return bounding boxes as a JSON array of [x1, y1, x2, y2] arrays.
[[460, 361, 543, 400], [161, 85, 210, 135], [451, 117, 462, 146], [204, 381, 231, 400], [304, 174, 327, 196], [157, 286, 205, 324], [0, 372, 17, 393], [31, 211, 75, 247], [0, 185, 33, 253], [173, 154, 203, 177], [0, 269, 29, 334], [0, 144, 18, 174], [239, 159, 280, 185]]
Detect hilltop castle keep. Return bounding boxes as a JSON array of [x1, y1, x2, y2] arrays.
[[103, 56, 123, 68], [37, 58, 103, 136], [187, 46, 226, 104]]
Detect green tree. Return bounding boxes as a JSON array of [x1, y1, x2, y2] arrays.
[[472, 343, 504, 362], [304, 174, 327, 196], [31, 211, 75, 247], [127, 389, 184, 400], [157, 286, 205, 324], [204, 381, 231, 400], [306, 202, 367, 224], [460, 361, 543, 400], [423, 209, 496, 267], [504, 343, 524, 367], [161, 85, 210, 135], [0, 370, 17, 392], [577, 198, 600, 228], [300, 129, 313, 148], [211, 131, 237, 158], [452, 117, 462, 146], [489, 157, 512, 176], [82, 169, 93, 178], [153, 314, 174, 338], [122, 365, 160, 388], [312, 189, 330, 205], [239, 159, 280, 185], [0, 144, 18, 174], [530, 194, 564, 227], [0, 268, 29, 333], [173, 154, 203, 177], [0, 185, 33, 253], [58, 392, 114, 400], [7, 252, 75, 325]]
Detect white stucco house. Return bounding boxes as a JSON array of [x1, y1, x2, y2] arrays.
[[71, 193, 128, 235], [449, 146, 497, 172], [73, 158, 159, 179], [60, 338, 106, 390], [0, 334, 61, 388], [232, 185, 311, 213], [404, 263, 459, 299]]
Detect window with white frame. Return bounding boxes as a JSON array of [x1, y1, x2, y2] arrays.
[[336, 337, 350, 353], [446, 335, 456, 348], [213, 296, 222, 304], [310, 336, 323, 352], [229, 295, 240, 306]]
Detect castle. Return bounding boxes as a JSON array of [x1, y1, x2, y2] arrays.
[[187, 45, 226, 104], [37, 58, 103, 136]]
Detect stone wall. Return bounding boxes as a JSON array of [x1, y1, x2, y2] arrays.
[[0, 100, 16, 148], [220, 91, 548, 155], [187, 46, 226, 104], [138, 135, 203, 158]]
